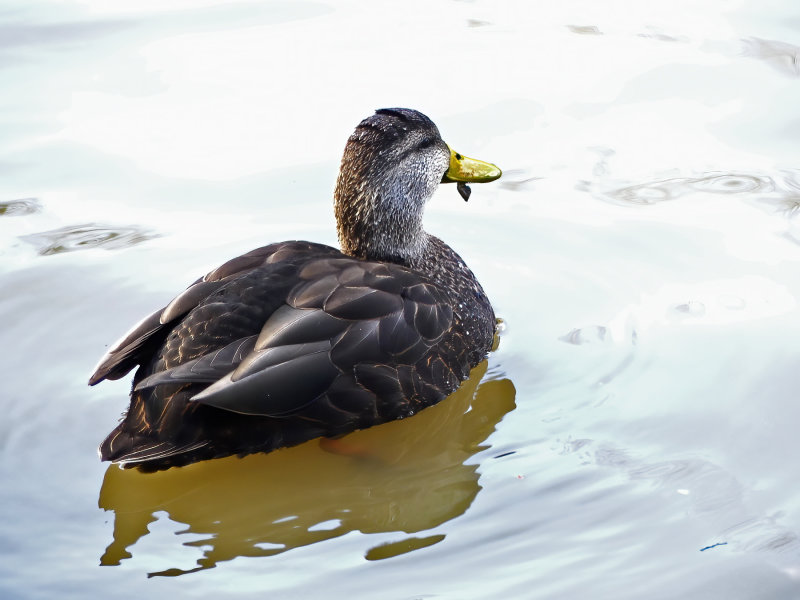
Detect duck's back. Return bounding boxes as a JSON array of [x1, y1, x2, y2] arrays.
[[93, 240, 493, 470]]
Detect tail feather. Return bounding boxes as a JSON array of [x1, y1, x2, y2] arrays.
[[99, 424, 209, 469]]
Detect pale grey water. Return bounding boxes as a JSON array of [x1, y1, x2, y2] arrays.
[[2, 1, 800, 598]]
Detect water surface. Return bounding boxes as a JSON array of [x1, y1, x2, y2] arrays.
[[1, 1, 800, 598]]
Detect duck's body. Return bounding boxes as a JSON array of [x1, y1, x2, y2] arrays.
[[91, 108, 501, 471]]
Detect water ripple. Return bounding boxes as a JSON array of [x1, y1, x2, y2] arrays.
[[498, 169, 543, 192], [687, 173, 774, 194], [753, 170, 800, 216], [671, 300, 707, 318], [567, 25, 602, 36], [559, 325, 608, 345], [606, 179, 683, 204], [21, 223, 158, 255], [637, 28, 688, 43], [600, 172, 776, 205], [0, 197, 41, 216], [577, 442, 800, 559], [742, 37, 800, 78]]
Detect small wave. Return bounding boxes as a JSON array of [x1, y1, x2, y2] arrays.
[[742, 37, 800, 78], [498, 169, 542, 192], [21, 223, 159, 256], [629, 459, 696, 481], [723, 516, 800, 554], [687, 173, 774, 194], [637, 31, 687, 43], [606, 178, 685, 205], [752, 170, 800, 216], [601, 172, 775, 205], [567, 25, 602, 35], [559, 326, 608, 345], [0, 198, 41, 216], [671, 301, 707, 318]]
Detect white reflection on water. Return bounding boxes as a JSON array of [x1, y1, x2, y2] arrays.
[[1, 0, 800, 598]]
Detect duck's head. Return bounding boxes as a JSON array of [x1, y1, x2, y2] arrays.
[[334, 108, 501, 263]]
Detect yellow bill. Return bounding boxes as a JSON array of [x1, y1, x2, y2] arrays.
[[441, 146, 501, 201], [442, 146, 502, 184]]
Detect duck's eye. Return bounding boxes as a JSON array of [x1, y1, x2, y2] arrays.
[[417, 138, 435, 150]]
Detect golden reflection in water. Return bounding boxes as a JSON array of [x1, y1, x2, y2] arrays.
[[98, 361, 515, 577]]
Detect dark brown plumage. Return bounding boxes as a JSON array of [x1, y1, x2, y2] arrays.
[[90, 108, 501, 470]]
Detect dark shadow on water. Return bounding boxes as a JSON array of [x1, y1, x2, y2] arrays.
[[97, 361, 516, 577]]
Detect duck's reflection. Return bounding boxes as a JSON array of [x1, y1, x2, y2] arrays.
[[98, 361, 515, 576]]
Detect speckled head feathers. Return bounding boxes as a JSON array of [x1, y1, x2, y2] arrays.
[[334, 108, 451, 263], [362, 108, 439, 136]]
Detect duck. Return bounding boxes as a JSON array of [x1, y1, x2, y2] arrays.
[[89, 108, 502, 471]]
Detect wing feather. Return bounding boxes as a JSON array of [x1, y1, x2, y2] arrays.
[[186, 257, 453, 417], [89, 241, 339, 386], [95, 243, 473, 469]]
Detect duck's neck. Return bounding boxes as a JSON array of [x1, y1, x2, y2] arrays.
[[334, 168, 432, 265]]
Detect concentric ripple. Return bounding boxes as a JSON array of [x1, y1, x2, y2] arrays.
[[602, 172, 775, 205], [687, 173, 774, 194], [606, 179, 684, 204]]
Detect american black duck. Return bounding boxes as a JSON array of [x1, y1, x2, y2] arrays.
[[90, 108, 501, 470]]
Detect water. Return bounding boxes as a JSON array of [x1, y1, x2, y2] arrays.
[[1, 0, 800, 598]]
